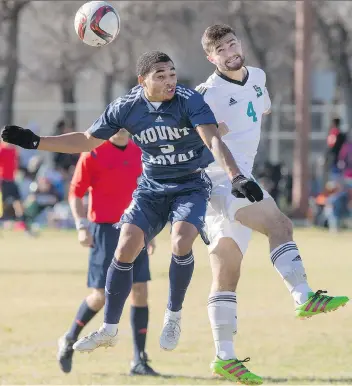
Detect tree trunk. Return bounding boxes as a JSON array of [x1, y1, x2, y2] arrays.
[[103, 73, 114, 106], [292, 0, 312, 219], [341, 78, 352, 131], [60, 78, 76, 129], [0, 10, 20, 127]]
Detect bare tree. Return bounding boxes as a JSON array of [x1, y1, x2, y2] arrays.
[[235, 1, 296, 97], [97, 1, 175, 105], [313, 2, 352, 129], [20, 1, 97, 128], [0, 0, 31, 126]]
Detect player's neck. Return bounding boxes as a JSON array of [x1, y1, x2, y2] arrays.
[[143, 90, 164, 102], [110, 138, 128, 147], [217, 67, 246, 82]]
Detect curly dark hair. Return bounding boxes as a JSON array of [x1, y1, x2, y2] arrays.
[[136, 51, 174, 77]]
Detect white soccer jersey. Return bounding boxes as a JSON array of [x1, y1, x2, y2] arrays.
[[197, 66, 271, 179]]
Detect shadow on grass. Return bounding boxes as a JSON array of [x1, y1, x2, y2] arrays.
[[95, 372, 352, 384]]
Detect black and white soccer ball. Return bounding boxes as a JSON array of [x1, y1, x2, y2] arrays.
[[74, 1, 120, 47]]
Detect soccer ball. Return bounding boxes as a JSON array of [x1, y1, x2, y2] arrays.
[[74, 1, 120, 47]]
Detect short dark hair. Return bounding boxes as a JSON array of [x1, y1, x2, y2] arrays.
[[136, 51, 173, 77], [201, 24, 236, 54]]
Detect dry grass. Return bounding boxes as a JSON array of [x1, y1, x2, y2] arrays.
[[0, 227, 351, 385]]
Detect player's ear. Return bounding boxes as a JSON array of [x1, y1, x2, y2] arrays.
[[207, 55, 215, 65], [137, 75, 145, 87]]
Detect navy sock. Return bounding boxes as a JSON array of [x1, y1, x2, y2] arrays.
[[104, 259, 133, 324], [168, 251, 194, 312], [130, 306, 149, 361], [67, 300, 98, 341]]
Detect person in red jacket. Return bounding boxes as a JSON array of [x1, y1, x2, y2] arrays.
[[57, 129, 158, 376], [0, 142, 29, 231], [326, 118, 346, 173]]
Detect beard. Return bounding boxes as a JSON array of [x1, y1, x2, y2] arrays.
[[220, 54, 245, 71]]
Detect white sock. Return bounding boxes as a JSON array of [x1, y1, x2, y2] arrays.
[[270, 242, 312, 304], [165, 309, 181, 320], [102, 323, 118, 336], [208, 291, 237, 360]]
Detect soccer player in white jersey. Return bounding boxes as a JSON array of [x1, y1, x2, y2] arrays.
[[197, 24, 349, 384]]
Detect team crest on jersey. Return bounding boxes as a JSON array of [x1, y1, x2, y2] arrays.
[[253, 85, 263, 98]]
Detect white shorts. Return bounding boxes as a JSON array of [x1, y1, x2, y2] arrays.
[[205, 175, 270, 256]]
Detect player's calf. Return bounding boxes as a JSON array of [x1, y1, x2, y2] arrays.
[[159, 222, 198, 351], [209, 237, 242, 293], [236, 199, 312, 304], [236, 198, 349, 313], [160, 251, 193, 351]]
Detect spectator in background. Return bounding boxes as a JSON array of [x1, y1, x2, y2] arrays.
[[34, 119, 79, 201], [23, 176, 60, 226], [0, 142, 31, 232], [257, 161, 283, 204], [19, 122, 40, 173], [338, 134, 352, 182], [53, 119, 79, 178], [312, 180, 350, 231], [325, 118, 347, 175]]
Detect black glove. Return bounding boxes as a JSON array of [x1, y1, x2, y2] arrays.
[[1, 125, 40, 149], [231, 174, 264, 203]]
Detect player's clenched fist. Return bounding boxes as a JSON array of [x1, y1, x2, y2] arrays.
[[1, 125, 40, 149], [78, 228, 94, 248], [231, 174, 264, 203]]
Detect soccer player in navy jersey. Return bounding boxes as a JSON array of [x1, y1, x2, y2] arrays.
[[0, 51, 263, 353], [57, 130, 158, 376]]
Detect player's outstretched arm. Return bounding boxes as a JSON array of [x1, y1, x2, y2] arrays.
[[0, 125, 104, 153], [197, 123, 241, 180], [197, 124, 264, 203], [38, 131, 104, 153]]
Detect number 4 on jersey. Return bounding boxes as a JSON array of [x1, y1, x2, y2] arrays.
[[247, 101, 258, 122]]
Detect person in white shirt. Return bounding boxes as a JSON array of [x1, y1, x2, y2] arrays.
[[197, 24, 349, 384]]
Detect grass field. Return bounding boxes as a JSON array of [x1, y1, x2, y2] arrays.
[[0, 227, 351, 385]]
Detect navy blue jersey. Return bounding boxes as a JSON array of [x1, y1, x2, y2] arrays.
[[87, 84, 217, 179]]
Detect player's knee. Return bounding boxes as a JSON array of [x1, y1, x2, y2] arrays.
[[131, 282, 148, 307], [171, 222, 198, 255], [171, 233, 194, 256], [114, 225, 145, 263], [115, 244, 139, 263], [268, 211, 293, 239], [90, 289, 105, 309]]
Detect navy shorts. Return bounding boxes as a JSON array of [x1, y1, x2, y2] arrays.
[[1, 180, 21, 203], [88, 223, 151, 289], [118, 170, 212, 245]]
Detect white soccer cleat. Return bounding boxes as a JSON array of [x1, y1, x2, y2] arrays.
[[159, 309, 181, 351], [72, 327, 118, 353]]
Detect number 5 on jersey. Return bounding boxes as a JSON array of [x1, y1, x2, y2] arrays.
[[247, 101, 257, 122]]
